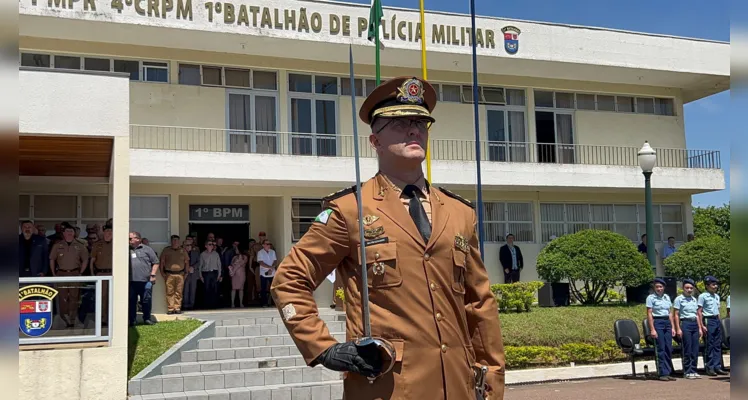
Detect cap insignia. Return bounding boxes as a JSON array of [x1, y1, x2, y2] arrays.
[[397, 78, 424, 105]]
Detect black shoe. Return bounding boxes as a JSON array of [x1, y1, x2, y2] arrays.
[[705, 369, 717, 376], [667, 376, 676, 381], [166, 311, 174, 315], [715, 369, 728, 375], [659, 376, 670, 381], [143, 319, 155, 325], [175, 310, 182, 314]]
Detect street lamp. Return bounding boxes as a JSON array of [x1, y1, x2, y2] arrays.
[[638, 141, 657, 272]]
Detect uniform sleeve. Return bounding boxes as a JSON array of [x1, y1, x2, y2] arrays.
[[673, 296, 681, 310], [270, 202, 351, 366], [464, 209, 505, 400], [646, 295, 654, 308], [697, 294, 705, 308]]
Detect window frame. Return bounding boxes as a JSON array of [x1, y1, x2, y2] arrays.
[[291, 198, 324, 242], [287, 73, 341, 157], [482, 201, 535, 243], [19, 194, 110, 238], [129, 195, 171, 248]]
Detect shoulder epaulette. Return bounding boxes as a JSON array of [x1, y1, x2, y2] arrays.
[[322, 185, 357, 204], [438, 187, 474, 209]]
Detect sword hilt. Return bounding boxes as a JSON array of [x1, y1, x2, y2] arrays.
[[473, 365, 489, 399]]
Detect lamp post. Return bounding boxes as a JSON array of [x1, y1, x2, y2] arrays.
[[637, 141, 657, 273]]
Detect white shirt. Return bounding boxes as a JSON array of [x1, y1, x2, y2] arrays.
[[257, 248, 277, 278]]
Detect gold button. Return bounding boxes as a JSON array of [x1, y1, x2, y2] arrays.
[[436, 312, 442, 321], [424, 253, 431, 261], [441, 344, 448, 353], [430, 283, 437, 291], [375, 252, 380, 260]]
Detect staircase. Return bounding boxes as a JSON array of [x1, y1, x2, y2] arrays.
[[128, 309, 347, 400]]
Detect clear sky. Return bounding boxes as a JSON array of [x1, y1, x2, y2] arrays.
[[347, 0, 730, 207]]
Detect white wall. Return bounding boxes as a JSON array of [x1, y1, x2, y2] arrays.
[[20, 68, 130, 137]]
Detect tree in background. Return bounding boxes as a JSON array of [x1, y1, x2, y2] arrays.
[[536, 230, 653, 305], [693, 204, 730, 240], [664, 235, 730, 297]]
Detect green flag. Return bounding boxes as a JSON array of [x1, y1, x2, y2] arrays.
[[367, 0, 384, 84]]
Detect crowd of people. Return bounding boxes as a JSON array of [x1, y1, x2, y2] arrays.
[[127, 230, 280, 326]]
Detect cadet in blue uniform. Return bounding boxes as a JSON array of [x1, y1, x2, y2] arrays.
[[673, 279, 702, 379], [646, 277, 676, 381], [697, 275, 727, 376]]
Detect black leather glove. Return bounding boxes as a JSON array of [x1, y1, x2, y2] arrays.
[[315, 341, 383, 377]]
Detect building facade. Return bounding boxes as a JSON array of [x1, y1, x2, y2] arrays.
[[19, 1, 728, 397]]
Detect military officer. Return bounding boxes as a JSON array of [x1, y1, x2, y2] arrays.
[[89, 223, 114, 325], [50, 222, 89, 327], [271, 76, 505, 400], [673, 278, 702, 379], [160, 235, 189, 314]]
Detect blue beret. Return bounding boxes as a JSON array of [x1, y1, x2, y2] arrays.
[[704, 276, 719, 284], [653, 278, 666, 286], [682, 279, 695, 287]]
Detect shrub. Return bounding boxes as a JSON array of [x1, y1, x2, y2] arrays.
[[335, 288, 345, 302], [664, 236, 730, 297], [536, 230, 654, 305], [504, 340, 627, 369], [490, 281, 545, 312]]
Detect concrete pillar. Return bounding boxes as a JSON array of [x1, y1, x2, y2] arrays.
[[109, 134, 130, 396]]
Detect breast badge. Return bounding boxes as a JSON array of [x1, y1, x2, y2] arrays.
[[372, 262, 386, 276], [364, 226, 385, 239], [454, 233, 469, 253], [362, 215, 380, 226]]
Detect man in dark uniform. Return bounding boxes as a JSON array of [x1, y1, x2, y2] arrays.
[[90, 224, 113, 325], [50, 222, 89, 327], [271, 77, 505, 400]]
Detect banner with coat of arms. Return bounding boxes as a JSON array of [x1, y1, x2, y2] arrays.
[[19, 285, 58, 338]]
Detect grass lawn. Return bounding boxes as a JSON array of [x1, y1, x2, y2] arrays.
[[499, 303, 729, 347], [128, 319, 204, 379]]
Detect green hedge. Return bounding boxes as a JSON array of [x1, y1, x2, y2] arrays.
[[505, 340, 629, 369], [490, 281, 545, 312]]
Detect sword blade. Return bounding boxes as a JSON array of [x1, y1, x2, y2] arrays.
[[349, 43, 371, 338]]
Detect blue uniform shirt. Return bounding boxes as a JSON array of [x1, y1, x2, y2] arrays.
[[674, 295, 698, 320], [697, 292, 721, 317], [646, 293, 672, 317]]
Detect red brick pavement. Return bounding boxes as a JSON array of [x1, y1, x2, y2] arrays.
[[506, 375, 730, 400]]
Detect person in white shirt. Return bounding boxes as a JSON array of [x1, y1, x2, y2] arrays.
[[257, 239, 278, 307]]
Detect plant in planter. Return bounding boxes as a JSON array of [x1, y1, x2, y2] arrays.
[[335, 287, 345, 311]]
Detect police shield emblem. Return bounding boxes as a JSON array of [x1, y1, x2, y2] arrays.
[[19, 285, 58, 337], [501, 26, 521, 54]]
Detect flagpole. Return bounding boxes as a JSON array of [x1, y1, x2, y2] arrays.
[[375, 29, 381, 84], [420, 0, 433, 184], [469, 0, 485, 260]]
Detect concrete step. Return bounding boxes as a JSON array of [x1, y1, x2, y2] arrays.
[[198, 333, 346, 350], [182, 344, 312, 362], [129, 380, 343, 400], [213, 313, 345, 327], [138, 366, 343, 395], [163, 355, 309, 375], [216, 321, 345, 338]]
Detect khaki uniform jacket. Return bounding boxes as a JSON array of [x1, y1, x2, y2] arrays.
[[271, 174, 505, 400]]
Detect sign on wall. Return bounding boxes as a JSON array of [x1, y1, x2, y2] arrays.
[[189, 205, 250, 222], [19, 285, 58, 338]]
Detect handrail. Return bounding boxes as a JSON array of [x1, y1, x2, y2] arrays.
[[129, 125, 721, 169]]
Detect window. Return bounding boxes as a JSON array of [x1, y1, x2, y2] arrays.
[[20, 53, 50, 68], [636, 97, 655, 114], [291, 198, 323, 241], [84, 57, 111, 72], [225, 68, 251, 88], [483, 202, 534, 242], [555, 92, 575, 109], [596, 95, 616, 111], [114, 60, 140, 80], [616, 96, 635, 113], [539, 203, 685, 242], [655, 98, 674, 116], [576, 94, 596, 110], [341, 78, 363, 97], [365, 79, 376, 96], [178, 64, 201, 85], [441, 84, 461, 102], [202, 65, 223, 86], [18, 194, 110, 238], [54, 55, 80, 70], [534, 90, 554, 108], [253, 70, 278, 90], [130, 196, 170, 247], [288, 74, 339, 156], [142, 61, 169, 83]]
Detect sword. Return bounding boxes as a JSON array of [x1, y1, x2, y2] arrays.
[[473, 365, 489, 399], [348, 43, 396, 382]]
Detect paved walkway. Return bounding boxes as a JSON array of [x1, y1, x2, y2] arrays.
[[507, 375, 730, 400]]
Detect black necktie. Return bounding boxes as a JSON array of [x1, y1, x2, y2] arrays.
[[403, 185, 431, 242]]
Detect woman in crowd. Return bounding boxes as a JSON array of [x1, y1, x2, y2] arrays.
[[646, 277, 676, 381], [673, 278, 702, 379], [228, 246, 248, 308]]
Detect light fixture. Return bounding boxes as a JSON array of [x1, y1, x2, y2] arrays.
[[637, 141, 657, 173]]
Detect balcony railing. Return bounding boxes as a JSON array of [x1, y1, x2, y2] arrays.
[[130, 125, 722, 169]]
